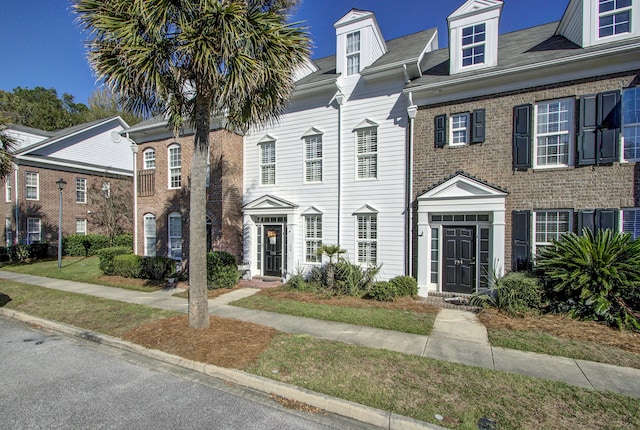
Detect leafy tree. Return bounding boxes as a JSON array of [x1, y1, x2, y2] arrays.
[[535, 229, 640, 330], [0, 116, 16, 176], [85, 88, 143, 126], [87, 179, 133, 242], [74, 0, 310, 328]]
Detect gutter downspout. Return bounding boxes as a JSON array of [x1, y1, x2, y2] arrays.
[[335, 91, 345, 246], [127, 133, 139, 255], [406, 93, 418, 277]]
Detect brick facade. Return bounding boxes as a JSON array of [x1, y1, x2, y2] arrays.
[[134, 129, 243, 262], [412, 71, 640, 272], [1, 167, 132, 246]]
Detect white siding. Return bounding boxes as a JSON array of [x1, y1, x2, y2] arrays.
[[4, 129, 48, 149]]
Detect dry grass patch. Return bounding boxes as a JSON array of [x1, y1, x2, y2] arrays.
[[123, 315, 279, 369]]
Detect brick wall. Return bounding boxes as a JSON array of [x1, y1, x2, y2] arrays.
[[135, 129, 243, 262], [0, 167, 132, 246], [412, 71, 640, 270]]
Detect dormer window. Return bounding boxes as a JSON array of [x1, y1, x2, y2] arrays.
[[462, 23, 486, 67], [599, 0, 632, 38], [346, 31, 361, 75]]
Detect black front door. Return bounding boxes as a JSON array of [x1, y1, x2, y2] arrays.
[[443, 226, 476, 294], [263, 225, 283, 277]]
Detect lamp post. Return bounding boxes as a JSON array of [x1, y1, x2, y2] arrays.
[[56, 178, 67, 269]]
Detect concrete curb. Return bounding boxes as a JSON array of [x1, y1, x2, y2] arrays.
[[0, 308, 444, 430]]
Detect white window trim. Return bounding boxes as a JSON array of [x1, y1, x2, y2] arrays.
[[5, 218, 12, 247], [168, 212, 182, 260], [533, 98, 575, 169], [304, 214, 323, 263], [143, 148, 156, 170], [623, 208, 640, 238], [354, 123, 379, 181], [25, 172, 39, 201], [27, 217, 41, 244], [597, 0, 633, 40], [449, 113, 470, 147], [76, 178, 87, 204], [5, 176, 11, 203], [346, 31, 361, 76], [143, 213, 157, 257], [356, 213, 378, 265], [168, 143, 181, 189], [461, 23, 486, 68], [75, 218, 87, 235], [622, 86, 640, 162], [533, 210, 572, 256], [303, 134, 323, 183], [259, 140, 276, 186]]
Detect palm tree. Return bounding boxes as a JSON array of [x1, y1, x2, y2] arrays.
[[74, 0, 309, 328], [0, 116, 16, 177]]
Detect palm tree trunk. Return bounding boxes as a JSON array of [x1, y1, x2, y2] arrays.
[[188, 93, 210, 329]]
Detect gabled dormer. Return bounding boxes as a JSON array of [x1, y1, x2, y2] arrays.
[[447, 0, 503, 75], [557, 0, 639, 48], [334, 9, 387, 78]]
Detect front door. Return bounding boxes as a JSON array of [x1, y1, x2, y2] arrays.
[[443, 226, 476, 294], [263, 225, 283, 277]]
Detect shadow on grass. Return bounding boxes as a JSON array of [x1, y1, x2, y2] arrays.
[[0, 292, 11, 307]]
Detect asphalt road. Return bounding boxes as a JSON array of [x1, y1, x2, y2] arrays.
[[0, 317, 372, 429]]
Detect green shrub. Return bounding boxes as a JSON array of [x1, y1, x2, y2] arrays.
[[0, 247, 9, 262], [97, 246, 132, 275], [470, 271, 544, 316], [368, 281, 398, 302], [389, 276, 418, 298], [207, 251, 239, 289], [535, 229, 640, 330], [63, 234, 111, 256], [112, 254, 142, 278], [8, 245, 30, 262], [112, 233, 134, 249], [140, 256, 176, 280]]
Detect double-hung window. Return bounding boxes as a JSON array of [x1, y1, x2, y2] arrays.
[[623, 87, 640, 161], [27, 218, 41, 244], [357, 214, 378, 265], [304, 215, 322, 263], [144, 213, 156, 257], [356, 127, 378, 179], [5, 175, 11, 202], [168, 144, 181, 188], [598, 0, 632, 38], [25, 172, 38, 200], [102, 182, 111, 198], [260, 141, 276, 185], [534, 99, 573, 167], [450, 113, 470, 146], [623, 208, 640, 238], [346, 31, 361, 76], [462, 23, 486, 67], [534, 210, 571, 255], [76, 178, 87, 203], [76, 219, 87, 235], [168, 212, 182, 260], [304, 134, 323, 183], [144, 148, 155, 169]]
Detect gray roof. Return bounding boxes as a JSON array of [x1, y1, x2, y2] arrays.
[[295, 28, 438, 88], [125, 114, 168, 133], [407, 21, 638, 89], [6, 124, 54, 138]]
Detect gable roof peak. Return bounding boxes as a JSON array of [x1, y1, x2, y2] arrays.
[[448, 0, 503, 21], [334, 9, 375, 28]]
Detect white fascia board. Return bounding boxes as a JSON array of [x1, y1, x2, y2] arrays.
[[293, 77, 337, 95], [17, 155, 133, 177], [405, 42, 640, 105]]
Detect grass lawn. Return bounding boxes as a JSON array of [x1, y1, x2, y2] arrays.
[[0, 256, 163, 292], [0, 280, 637, 430]]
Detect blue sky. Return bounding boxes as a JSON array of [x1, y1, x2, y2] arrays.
[[1, 0, 569, 105]]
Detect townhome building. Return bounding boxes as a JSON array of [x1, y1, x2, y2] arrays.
[[125, 118, 243, 264], [1, 117, 132, 247], [242, 9, 438, 280], [405, 0, 640, 296]]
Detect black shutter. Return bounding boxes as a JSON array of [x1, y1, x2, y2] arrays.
[[513, 104, 532, 169], [597, 91, 620, 164], [471, 109, 485, 144], [579, 92, 620, 165], [434, 114, 446, 148], [512, 210, 531, 271], [597, 208, 618, 231], [577, 210, 596, 235]]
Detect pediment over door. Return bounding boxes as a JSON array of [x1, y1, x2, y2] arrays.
[[243, 194, 298, 211], [418, 173, 507, 201]]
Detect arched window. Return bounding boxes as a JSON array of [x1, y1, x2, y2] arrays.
[[168, 144, 181, 188], [168, 212, 182, 260], [143, 213, 156, 257], [143, 148, 155, 169]]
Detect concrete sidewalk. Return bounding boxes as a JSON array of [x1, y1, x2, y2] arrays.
[[1, 270, 639, 400]]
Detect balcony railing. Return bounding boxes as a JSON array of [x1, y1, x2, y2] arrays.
[[138, 170, 155, 196]]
